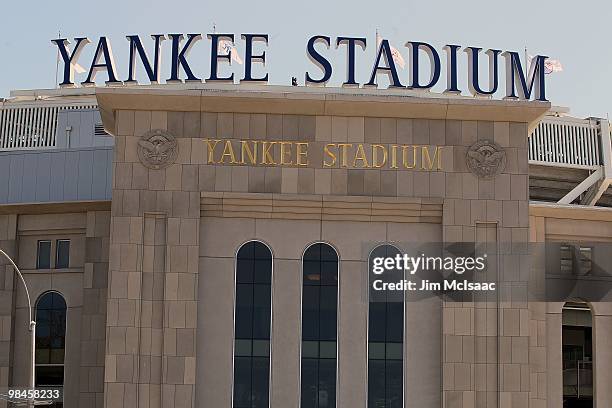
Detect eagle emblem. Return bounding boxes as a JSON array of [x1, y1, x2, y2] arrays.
[[137, 129, 178, 169], [466, 140, 506, 179]]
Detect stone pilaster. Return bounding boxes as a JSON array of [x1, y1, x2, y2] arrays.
[[104, 110, 200, 408]]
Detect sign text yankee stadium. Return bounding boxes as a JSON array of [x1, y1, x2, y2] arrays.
[[53, 33, 549, 101], [204, 139, 444, 170]]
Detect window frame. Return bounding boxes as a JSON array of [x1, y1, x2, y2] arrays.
[[36, 240, 52, 270], [299, 242, 340, 408], [55, 239, 70, 269], [231, 240, 274, 408], [366, 244, 405, 408]]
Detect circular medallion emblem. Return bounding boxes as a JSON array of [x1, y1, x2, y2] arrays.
[[137, 129, 178, 169], [466, 139, 506, 179]]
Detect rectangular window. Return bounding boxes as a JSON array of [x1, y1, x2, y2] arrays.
[[55, 240, 70, 269], [37, 241, 51, 269]]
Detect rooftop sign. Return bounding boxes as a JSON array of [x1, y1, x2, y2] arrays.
[[52, 34, 549, 101]]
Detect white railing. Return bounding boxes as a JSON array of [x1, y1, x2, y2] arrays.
[[0, 102, 97, 151], [529, 116, 602, 169]]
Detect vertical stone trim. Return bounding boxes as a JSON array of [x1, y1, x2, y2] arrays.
[[139, 213, 167, 408], [0, 215, 16, 408], [81, 211, 110, 408]]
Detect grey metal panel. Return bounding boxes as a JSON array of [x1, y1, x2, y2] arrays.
[[35, 153, 51, 202], [67, 111, 82, 148], [0, 146, 112, 205], [8, 155, 24, 203], [49, 151, 66, 202], [21, 154, 37, 203], [63, 151, 79, 201], [56, 111, 68, 149], [77, 150, 93, 200], [78, 111, 94, 148], [91, 149, 108, 200], [0, 157, 10, 203]]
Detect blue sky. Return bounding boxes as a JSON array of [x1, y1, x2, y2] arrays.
[[1, 0, 610, 118]]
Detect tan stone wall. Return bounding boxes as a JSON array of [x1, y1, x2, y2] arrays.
[[6, 210, 109, 408], [530, 209, 612, 408], [104, 92, 535, 408]]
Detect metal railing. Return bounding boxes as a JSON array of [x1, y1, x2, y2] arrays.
[[529, 116, 603, 169], [0, 102, 97, 151]]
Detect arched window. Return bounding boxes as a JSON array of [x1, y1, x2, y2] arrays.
[[368, 245, 404, 408], [301, 243, 339, 408], [35, 292, 67, 392], [233, 241, 272, 408]]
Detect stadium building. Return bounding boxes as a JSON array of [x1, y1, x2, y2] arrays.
[[0, 83, 609, 408]]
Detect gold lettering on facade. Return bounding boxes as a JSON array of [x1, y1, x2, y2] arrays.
[[279, 142, 293, 165], [202, 138, 444, 170], [353, 144, 370, 168], [402, 145, 417, 169], [205, 139, 221, 164], [323, 144, 337, 167], [390, 145, 399, 169], [422, 146, 443, 170], [240, 140, 258, 165], [261, 141, 277, 165], [337, 143, 352, 167], [371, 144, 387, 168], [220, 140, 238, 164], [296, 143, 309, 166]]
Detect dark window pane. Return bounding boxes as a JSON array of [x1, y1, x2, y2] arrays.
[[253, 259, 271, 284], [303, 260, 321, 285], [303, 244, 321, 262], [319, 341, 336, 359], [386, 343, 403, 360], [368, 302, 386, 342], [35, 365, 64, 387], [386, 302, 404, 343], [55, 240, 70, 269], [234, 339, 252, 357], [368, 342, 386, 360], [321, 261, 338, 286], [386, 360, 403, 408], [35, 349, 50, 364], [237, 242, 255, 260], [302, 286, 320, 341], [233, 357, 252, 408], [319, 286, 337, 341], [236, 259, 254, 284], [235, 285, 253, 339], [37, 241, 51, 269], [320, 244, 337, 262], [301, 359, 318, 408], [253, 242, 271, 260], [252, 285, 271, 339], [302, 341, 319, 359], [251, 357, 269, 408], [50, 349, 65, 364], [252, 340, 270, 357], [318, 358, 337, 408], [368, 360, 386, 408]]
